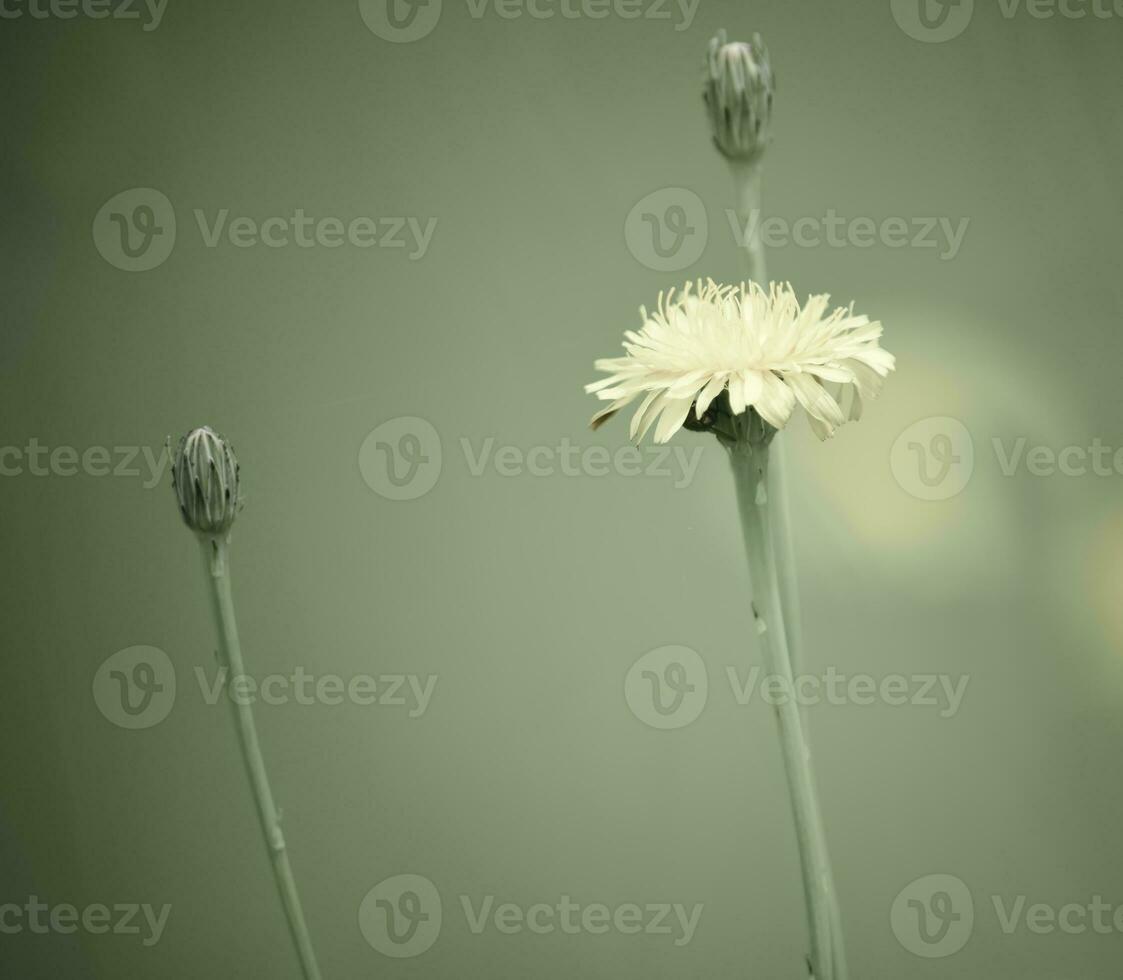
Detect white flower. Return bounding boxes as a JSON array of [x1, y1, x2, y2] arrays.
[[586, 280, 895, 444]]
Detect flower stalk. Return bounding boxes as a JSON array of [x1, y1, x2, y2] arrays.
[[201, 538, 323, 980], [726, 155, 807, 689], [706, 35, 839, 966], [704, 29, 807, 687], [172, 427, 323, 980], [727, 437, 846, 980]]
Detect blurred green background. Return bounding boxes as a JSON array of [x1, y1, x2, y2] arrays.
[[2, 0, 1122, 976]]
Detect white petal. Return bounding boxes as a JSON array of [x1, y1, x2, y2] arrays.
[[585, 279, 892, 442], [695, 374, 727, 417], [654, 398, 695, 444], [740, 369, 764, 406], [728, 373, 746, 414], [843, 358, 886, 401], [786, 372, 845, 430], [755, 372, 796, 429], [807, 412, 833, 441], [806, 363, 853, 384], [665, 369, 710, 399], [589, 396, 634, 430], [633, 392, 669, 442], [629, 390, 662, 441]]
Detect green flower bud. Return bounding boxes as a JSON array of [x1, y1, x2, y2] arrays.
[[171, 426, 242, 537], [703, 29, 775, 163]]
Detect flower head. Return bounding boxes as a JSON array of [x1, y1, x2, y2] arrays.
[[703, 29, 775, 163], [586, 280, 894, 445], [171, 426, 242, 537]]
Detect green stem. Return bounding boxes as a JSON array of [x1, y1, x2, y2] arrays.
[[202, 537, 324, 980], [729, 444, 846, 980], [728, 158, 806, 688], [730, 159, 766, 283], [768, 437, 805, 688]]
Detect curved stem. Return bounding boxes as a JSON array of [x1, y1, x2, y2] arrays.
[[202, 538, 324, 980], [729, 445, 846, 980]]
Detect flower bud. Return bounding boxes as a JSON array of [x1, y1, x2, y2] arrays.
[[171, 426, 242, 537], [702, 29, 775, 163]]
